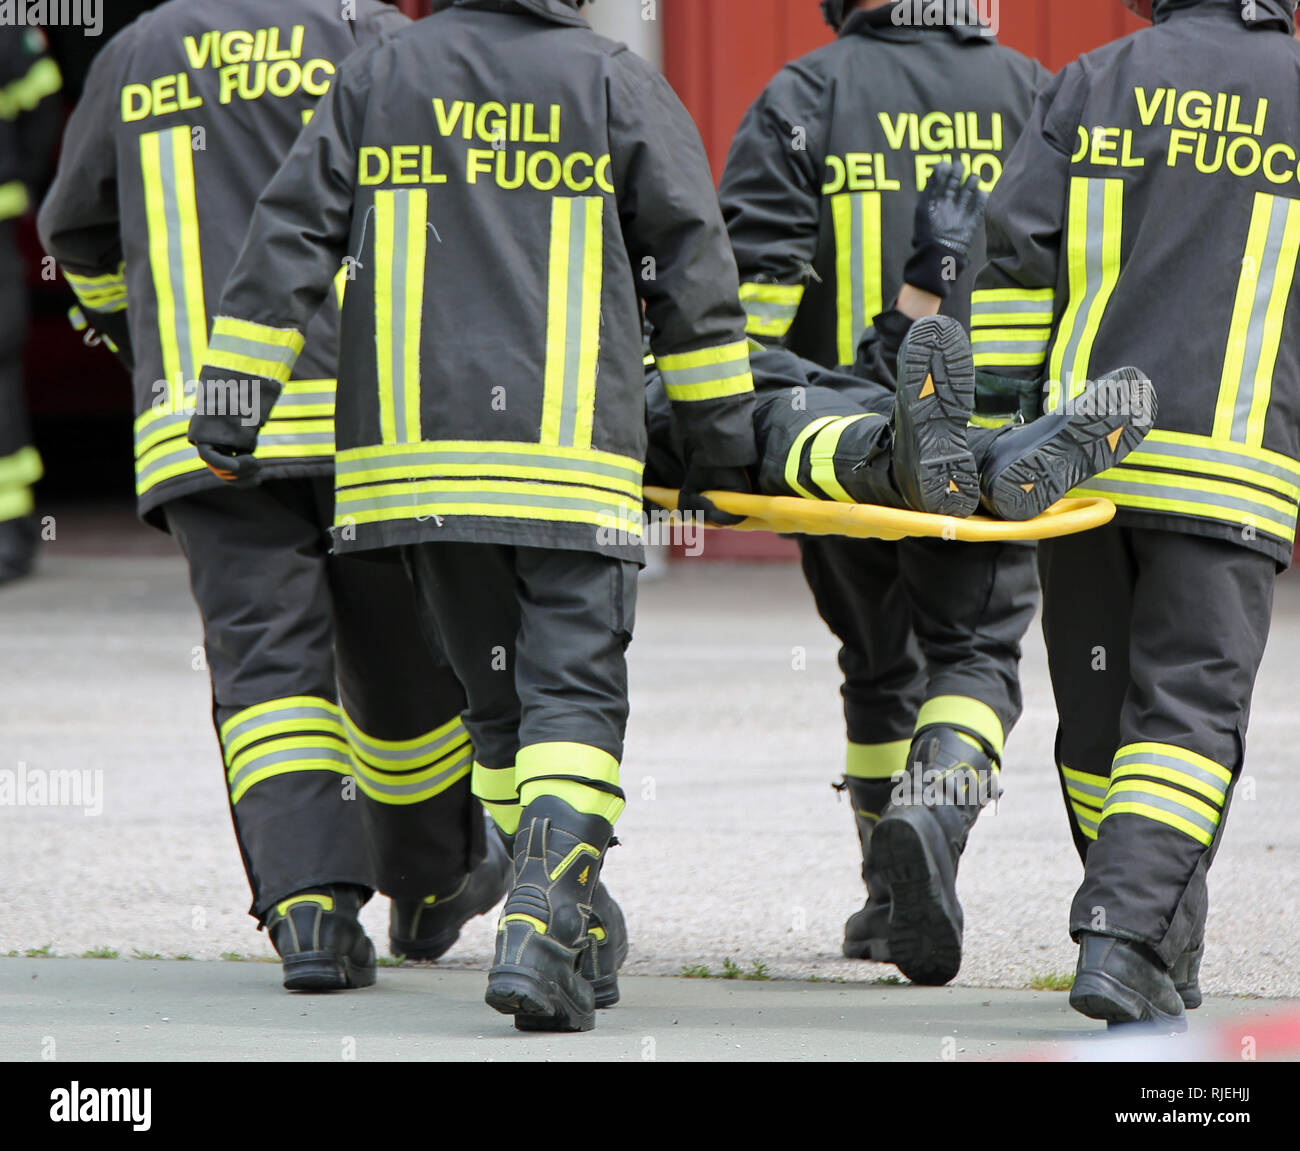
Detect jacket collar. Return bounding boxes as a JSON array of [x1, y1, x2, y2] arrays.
[[840, 1, 994, 44], [1152, 0, 1296, 33], [450, 0, 588, 29]]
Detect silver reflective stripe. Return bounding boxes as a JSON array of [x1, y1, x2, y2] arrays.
[[1054, 179, 1108, 392], [1133, 436, 1300, 492], [259, 432, 334, 448], [351, 747, 474, 797], [346, 722, 470, 767], [136, 440, 198, 488], [1071, 805, 1100, 834], [1102, 786, 1218, 837], [1063, 775, 1107, 803], [275, 390, 335, 409], [390, 191, 414, 444], [660, 352, 751, 390], [1111, 752, 1229, 802], [972, 298, 1053, 318], [1081, 474, 1289, 522], [743, 300, 799, 323], [558, 200, 595, 446], [227, 744, 352, 797], [206, 332, 301, 371], [969, 337, 1050, 357], [157, 128, 200, 382], [1231, 196, 1293, 440], [336, 448, 639, 486], [337, 488, 634, 517], [222, 705, 344, 750]]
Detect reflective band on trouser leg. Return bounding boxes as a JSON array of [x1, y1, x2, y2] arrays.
[[515, 742, 624, 825], [542, 196, 604, 448], [0, 180, 27, 221], [1213, 191, 1300, 448], [740, 281, 805, 340], [832, 191, 883, 367], [846, 739, 910, 781], [0, 446, 42, 522], [807, 415, 874, 502], [1047, 177, 1123, 411], [1061, 764, 1107, 842], [1099, 742, 1231, 849], [374, 188, 428, 445], [474, 761, 521, 836], [914, 695, 1005, 762], [343, 710, 473, 806], [970, 287, 1054, 375], [140, 126, 208, 406], [219, 696, 351, 805]]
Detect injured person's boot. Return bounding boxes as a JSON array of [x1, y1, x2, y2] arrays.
[[891, 314, 980, 517], [872, 726, 1001, 985], [973, 367, 1157, 521]]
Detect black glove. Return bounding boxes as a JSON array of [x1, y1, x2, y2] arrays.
[[678, 463, 751, 527], [192, 440, 261, 488], [903, 162, 988, 298]]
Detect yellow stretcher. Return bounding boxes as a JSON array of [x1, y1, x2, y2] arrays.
[[643, 487, 1115, 543]]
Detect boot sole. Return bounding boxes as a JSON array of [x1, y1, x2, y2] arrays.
[[897, 317, 979, 517], [389, 883, 508, 961], [486, 966, 596, 1032], [873, 816, 962, 986], [986, 370, 1154, 521], [1071, 971, 1188, 1033], [282, 951, 377, 992], [842, 936, 892, 963]]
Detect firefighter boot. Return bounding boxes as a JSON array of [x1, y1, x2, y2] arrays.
[[839, 775, 894, 962], [389, 827, 511, 960], [265, 886, 377, 992], [1070, 932, 1188, 1032], [973, 367, 1157, 521], [485, 797, 613, 1032], [872, 726, 1000, 985], [890, 314, 980, 517], [493, 823, 627, 1009]]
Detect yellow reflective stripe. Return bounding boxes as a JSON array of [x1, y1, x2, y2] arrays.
[[0, 486, 33, 522], [971, 287, 1054, 305], [333, 264, 348, 309], [970, 288, 1055, 330], [1061, 764, 1108, 805], [832, 191, 882, 366], [1071, 466, 1297, 542], [1049, 177, 1123, 409], [1114, 741, 1232, 786], [515, 741, 620, 786], [656, 340, 750, 373], [63, 264, 128, 312], [846, 739, 910, 781], [343, 709, 468, 763], [500, 914, 547, 935], [473, 761, 518, 804], [783, 416, 836, 500], [226, 734, 352, 804], [275, 893, 333, 916], [1101, 778, 1220, 847], [337, 439, 641, 478], [541, 196, 604, 448], [0, 179, 26, 220], [808, 414, 871, 503], [0, 445, 43, 491], [140, 127, 207, 391], [219, 694, 343, 748], [350, 746, 473, 806], [914, 695, 1004, 759], [210, 316, 305, 352], [658, 340, 754, 403], [1124, 430, 1300, 502], [1111, 761, 1226, 807], [1214, 191, 1300, 448], [549, 843, 601, 882], [740, 281, 804, 338], [0, 55, 61, 119], [372, 189, 427, 444], [662, 374, 754, 403]]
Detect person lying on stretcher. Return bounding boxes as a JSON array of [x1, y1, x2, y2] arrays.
[[645, 164, 1157, 526]]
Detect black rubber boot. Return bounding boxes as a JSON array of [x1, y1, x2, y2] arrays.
[[1070, 932, 1188, 1033], [493, 822, 626, 1009], [872, 727, 999, 986], [1171, 941, 1203, 1010], [389, 828, 511, 960], [973, 367, 1156, 521], [485, 797, 613, 1032], [839, 776, 894, 962], [890, 315, 979, 517], [0, 515, 38, 586], [265, 886, 377, 992]]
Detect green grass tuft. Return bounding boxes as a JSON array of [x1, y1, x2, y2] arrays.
[[81, 946, 119, 960], [23, 944, 55, 958], [1029, 971, 1074, 992]]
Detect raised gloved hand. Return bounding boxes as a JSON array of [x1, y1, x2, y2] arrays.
[[678, 463, 752, 527], [903, 162, 988, 299]]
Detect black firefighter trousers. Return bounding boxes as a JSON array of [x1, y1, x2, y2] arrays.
[[165, 477, 483, 920], [1038, 522, 1274, 966]]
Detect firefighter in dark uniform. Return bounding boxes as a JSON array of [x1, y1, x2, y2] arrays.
[[38, 0, 512, 992], [648, 166, 1155, 531], [0, 27, 61, 583], [718, 0, 1050, 985], [974, 0, 1300, 1029], [187, 0, 756, 1032]]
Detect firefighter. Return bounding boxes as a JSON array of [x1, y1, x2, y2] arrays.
[[38, 0, 514, 993], [0, 27, 61, 584], [717, 0, 1051, 984], [186, 0, 756, 1032], [974, 0, 1300, 1028], [648, 166, 1155, 528]]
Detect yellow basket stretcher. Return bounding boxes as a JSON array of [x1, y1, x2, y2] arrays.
[[642, 487, 1115, 543]]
